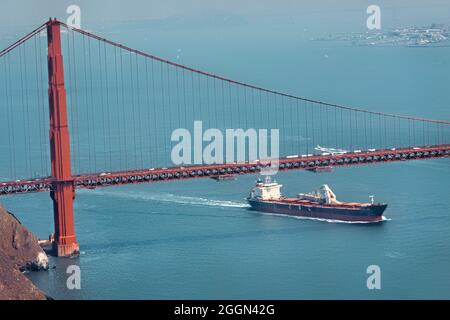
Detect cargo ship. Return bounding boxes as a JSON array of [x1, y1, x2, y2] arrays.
[[247, 177, 387, 222]]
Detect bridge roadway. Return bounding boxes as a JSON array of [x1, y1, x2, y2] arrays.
[[1, 144, 449, 196]]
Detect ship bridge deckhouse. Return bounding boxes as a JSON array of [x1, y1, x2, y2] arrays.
[[251, 176, 282, 200]]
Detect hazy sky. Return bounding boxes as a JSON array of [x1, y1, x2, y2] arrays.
[[1, 0, 449, 30]]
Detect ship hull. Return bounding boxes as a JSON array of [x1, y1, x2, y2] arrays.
[[247, 199, 387, 222]]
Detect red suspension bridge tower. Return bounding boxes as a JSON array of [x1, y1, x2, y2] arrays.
[[47, 19, 79, 256]]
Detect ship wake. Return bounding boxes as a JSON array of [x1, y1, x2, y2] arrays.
[[80, 189, 250, 208]]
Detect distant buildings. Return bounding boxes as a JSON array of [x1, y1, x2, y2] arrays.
[[312, 24, 450, 46]]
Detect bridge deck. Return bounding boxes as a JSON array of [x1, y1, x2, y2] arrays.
[[1, 144, 449, 196]]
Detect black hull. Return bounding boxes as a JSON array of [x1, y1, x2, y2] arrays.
[[247, 199, 387, 222]]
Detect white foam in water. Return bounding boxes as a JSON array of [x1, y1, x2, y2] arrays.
[[80, 189, 251, 208], [256, 212, 390, 224]]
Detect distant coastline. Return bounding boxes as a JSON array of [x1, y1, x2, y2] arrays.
[[311, 24, 450, 47]]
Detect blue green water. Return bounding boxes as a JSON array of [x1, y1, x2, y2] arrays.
[[8, 161, 450, 299], [1, 16, 450, 299]]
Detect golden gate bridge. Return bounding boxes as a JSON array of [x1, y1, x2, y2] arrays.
[[0, 19, 449, 256]]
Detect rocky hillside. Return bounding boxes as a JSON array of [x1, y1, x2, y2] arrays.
[[0, 205, 49, 300], [0, 252, 47, 300]]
